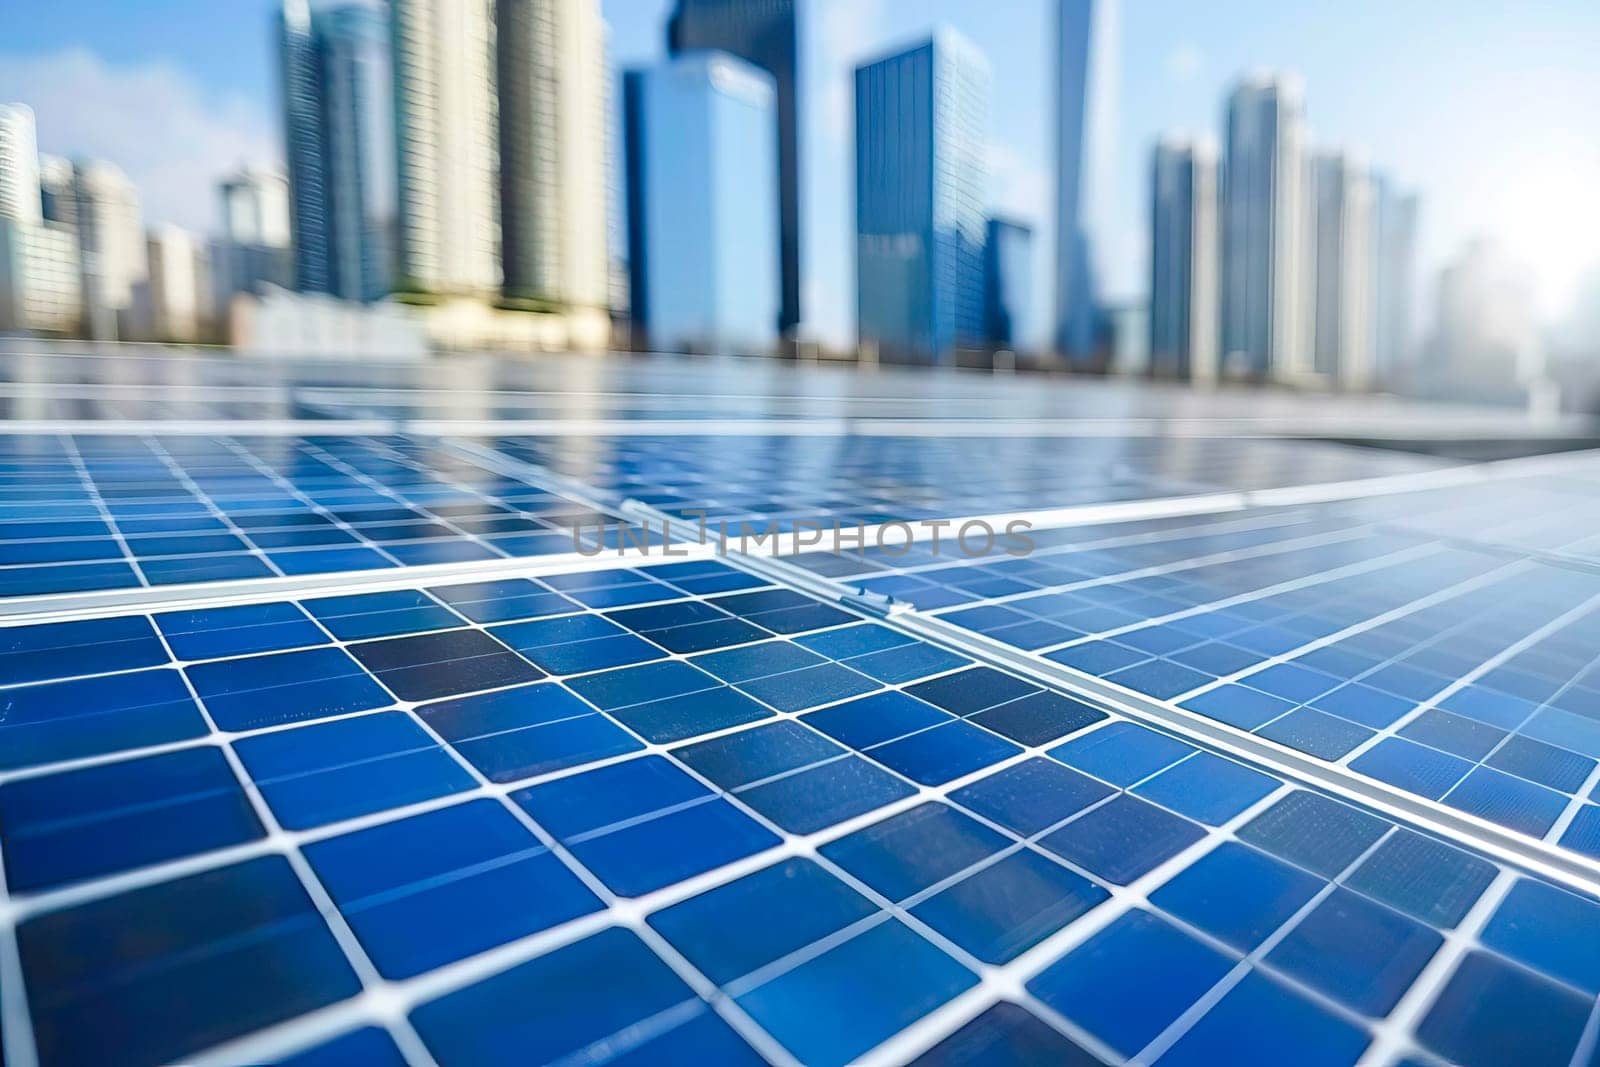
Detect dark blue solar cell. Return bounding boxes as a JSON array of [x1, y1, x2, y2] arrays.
[[869, 719, 1021, 785], [384, 541, 499, 566], [187, 646, 392, 730], [269, 546, 392, 575], [795, 623, 915, 659], [234, 710, 475, 829], [425, 687, 639, 783], [951, 757, 1113, 837], [821, 802, 1009, 902], [1480, 879, 1600, 995], [18, 855, 360, 1067], [1155, 970, 1370, 1067], [156, 601, 327, 660], [739, 755, 916, 833], [1049, 722, 1195, 787], [1236, 791, 1388, 878], [913, 848, 1108, 963], [127, 533, 248, 558], [1442, 766, 1566, 837], [739, 661, 881, 712], [1344, 829, 1495, 928], [1351, 737, 1474, 799], [1312, 682, 1415, 729], [612, 685, 772, 744], [0, 666, 207, 771], [139, 553, 276, 586], [304, 799, 600, 979], [1257, 707, 1374, 760], [674, 720, 840, 790], [303, 589, 461, 641], [647, 857, 877, 985], [410, 927, 752, 1066], [802, 689, 951, 750], [566, 658, 717, 710], [908, 1001, 1105, 1066], [1039, 795, 1205, 885], [0, 614, 168, 686], [427, 579, 576, 624], [272, 1027, 407, 1067], [0, 745, 263, 891], [904, 667, 1039, 716], [515, 756, 778, 896], [1133, 752, 1279, 826], [0, 538, 123, 565], [348, 629, 544, 702], [736, 918, 976, 1067], [1266, 887, 1441, 1015], [849, 643, 971, 684], [1028, 909, 1233, 1058], [691, 640, 825, 683], [1486, 735, 1593, 794], [1560, 804, 1600, 859], [1105, 659, 1212, 700], [0, 560, 138, 597], [1416, 951, 1591, 1067], [969, 690, 1106, 747], [1150, 842, 1322, 951], [642, 616, 770, 653]]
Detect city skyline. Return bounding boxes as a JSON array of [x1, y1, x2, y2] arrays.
[[4, 0, 1597, 351]]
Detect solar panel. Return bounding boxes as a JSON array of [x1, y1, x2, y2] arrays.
[[3, 360, 1600, 1067]]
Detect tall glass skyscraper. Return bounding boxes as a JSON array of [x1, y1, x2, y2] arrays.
[[667, 0, 800, 336], [497, 0, 609, 311], [1221, 73, 1307, 380], [1310, 150, 1373, 388], [1149, 137, 1219, 381], [624, 52, 779, 354], [983, 217, 1032, 349], [855, 30, 989, 365], [278, 0, 396, 302], [1371, 175, 1419, 386], [1054, 0, 1117, 364]]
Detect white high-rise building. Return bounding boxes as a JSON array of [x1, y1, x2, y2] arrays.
[[391, 0, 500, 294], [0, 220, 81, 334], [1054, 0, 1118, 364], [72, 160, 147, 337], [1220, 73, 1308, 381], [220, 165, 290, 248], [495, 0, 608, 309], [140, 225, 208, 342], [0, 104, 42, 225], [39, 154, 74, 226], [1148, 136, 1219, 383], [1310, 150, 1374, 390]]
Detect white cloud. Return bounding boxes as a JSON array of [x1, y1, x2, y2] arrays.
[[0, 49, 278, 235], [811, 0, 887, 150], [987, 142, 1049, 225], [1165, 42, 1203, 83]]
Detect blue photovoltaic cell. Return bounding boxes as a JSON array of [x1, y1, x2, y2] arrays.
[[10, 428, 1600, 1067]]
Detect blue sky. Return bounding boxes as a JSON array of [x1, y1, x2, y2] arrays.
[[4, 0, 1597, 347]]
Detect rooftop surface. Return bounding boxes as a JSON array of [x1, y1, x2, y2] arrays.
[[2, 342, 1599, 1067]]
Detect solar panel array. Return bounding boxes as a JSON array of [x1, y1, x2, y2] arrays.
[[2, 411, 1599, 1067]]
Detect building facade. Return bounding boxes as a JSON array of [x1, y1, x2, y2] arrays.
[[0, 104, 42, 226], [1220, 73, 1307, 380], [1371, 176, 1419, 386], [139, 226, 209, 342], [0, 219, 82, 334], [497, 0, 608, 310], [279, 0, 396, 301], [391, 0, 500, 295], [855, 30, 989, 365], [72, 160, 146, 339], [667, 0, 801, 335], [1310, 151, 1374, 389], [220, 166, 291, 248], [1054, 0, 1117, 364], [624, 51, 778, 354], [1148, 137, 1218, 382], [983, 217, 1032, 350]]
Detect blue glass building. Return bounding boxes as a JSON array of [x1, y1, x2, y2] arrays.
[[854, 30, 990, 365], [624, 52, 780, 354], [278, 0, 395, 302], [983, 217, 1032, 349]]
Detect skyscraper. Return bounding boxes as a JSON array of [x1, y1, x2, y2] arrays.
[[72, 160, 146, 338], [855, 30, 989, 365], [220, 166, 291, 249], [624, 51, 778, 354], [1148, 136, 1219, 382], [667, 0, 800, 335], [391, 0, 500, 295], [1054, 0, 1117, 364], [0, 104, 42, 226], [497, 0, 608, 310], [38, 155, 74, 227], [984, 217, 1033, 350], [1372, 176, 1419, 386], [1310, 150, 1374, 388], [139, 225, 208, 342], [1221, 73, 1308, 380], [278, 0, 396, 301]]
